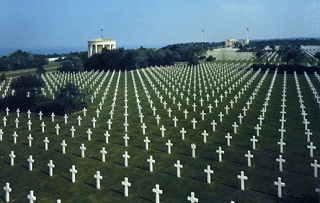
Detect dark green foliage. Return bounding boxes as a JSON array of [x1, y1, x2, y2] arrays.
[[0, 50, 48, 71], [0, 72, 6, 81], [10, 74, 44, 98], [58, 57, 84, 73], [206, 55, 216, 61], [278, 46, 305, 65], [36, 65, 46, 75], [54, 83, 87, 115], [315, 52, 320, 61], [84, 44, 206, 71]]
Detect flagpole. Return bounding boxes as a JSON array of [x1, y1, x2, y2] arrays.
[[101, 29, 103, 38]]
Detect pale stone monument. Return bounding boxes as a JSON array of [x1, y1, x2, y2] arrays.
[[88, 37, 116, 57]]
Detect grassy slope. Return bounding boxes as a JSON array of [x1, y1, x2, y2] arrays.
[[0, 63, 319, 202]]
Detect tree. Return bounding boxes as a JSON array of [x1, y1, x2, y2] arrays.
[[55, 83, 87, 115], [36, 66, 46, 75], [10, 74, 44, 98], [315, 52, 320, 61], [58, 57, 83, 73], [206, 55, 216, 61]]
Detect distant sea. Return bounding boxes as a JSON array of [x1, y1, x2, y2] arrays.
[[0, 46, 87, 57], [0, 44, 165, 57]]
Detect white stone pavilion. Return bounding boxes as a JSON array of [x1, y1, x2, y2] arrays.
[[88, 38, 116, 57]]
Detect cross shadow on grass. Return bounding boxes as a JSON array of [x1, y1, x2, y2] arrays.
[[160, 170, 176, 177], [139, 195, 154, 203], [135, 165, 149, 172], [60, 175, 71, 182], [84, 181, 95, 188], [110, 188, 123, 196]]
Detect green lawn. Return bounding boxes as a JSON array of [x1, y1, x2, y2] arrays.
[[0, 62, 320, 202]]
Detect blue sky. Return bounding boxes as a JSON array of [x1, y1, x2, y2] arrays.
[[1, 0, 320, 51]]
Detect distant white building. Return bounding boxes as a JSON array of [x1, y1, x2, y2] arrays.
[[225, 38, 249, 47], [88, 37, 116, 57]]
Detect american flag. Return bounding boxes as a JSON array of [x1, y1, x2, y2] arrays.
[[202, 29, 205, 33], [247, 28, 250, 32]]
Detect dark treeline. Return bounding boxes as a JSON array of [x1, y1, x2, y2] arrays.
[[84, 44, 209, 71], [0, 50, 48, 71]]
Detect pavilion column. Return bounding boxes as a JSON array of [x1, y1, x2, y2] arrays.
[[95, 45, 98, 55]]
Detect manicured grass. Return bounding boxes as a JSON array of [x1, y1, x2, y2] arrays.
[[0, 63, 320, 202]]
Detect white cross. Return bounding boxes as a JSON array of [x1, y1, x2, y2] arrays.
[[183, 109, 189, 119], [63, 114, 68, 124], [177, 102, 182, 110], [77, 116, 82, 126], [214, 99, 219, 107], [27, 155, 34, 171], [27, 120, 32, 131], [3, 182, 12, 202], [191, 118, 197, 129], [70, 126, 76, 138], [123, 134, 129, 147], [276, 155, 286, 172], [218, 112, 224, 122], [12, 131, 18, 144], [174, 160, 183, 178], [15, 118, 19, 128], [51, 112, 55, 122], [39, 111, 43, 120], [94, 171, 103, 189], [61, 140, 67, 154], [216, 147, 225, 162], [92, 117, 97, 128], [40, 122, 45, 133], [55, 124, 60, 135], [9, 151, 15, 166], [211, 120, 217, 131], [5, 107, 9, 116], [27, 110, 31, 119], [43, 137, 49, 150], [208, 104, 213, 113], [191, 143, 196, 158], [274, 177, 285, 198], [200, 110, 206, 120], [204, 165, 214, 184], [245, 151, 254, 167], [167, 108, 172, 117], [279, 128, 286, 139], [122, 177, 131, 197], [242, 107, 247, 116], [160, 125, 166, 137], [192, 103, 197, 112], [87, 128, 92, 141], [187, 192, 199, 203], [147, 155, 155, 172], [144, 136, 150, 150], [141, 123, 147, 135], [311, 159, 320, 177], [308, 142, 317, 157], [202, 130, 209, 143], [80, 143, 86, 158], [3, 116, 7, 126], [173, 116, 178, 127], [278, 139, 286, 153], [104, 131, 110, 143], [47, 160, 55, 176], [250, 136, 258, 150], [139, 113, 144, 123], [100, 147, 107, 162], [225, 105, 230, 115], [232, 122, 239, 134], [255, 124, 261, 136], [180, 128, 186, 140], [152, 184, 163, 203], [305, 129, 313, 142], [237, 171, 248, 191], [166, 140, 173, 154], [70, 165, 78, 183], [225, 133, 232, 146], [83, 107, 87, 116], [155, 115, 161, 125], [123, 151, 130, 167], [28, 134, 33, 147], [27, 190, 36, 203], [258, 115, 264, 126]]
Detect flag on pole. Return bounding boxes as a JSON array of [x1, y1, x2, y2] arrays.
[[247, 28, 250, 32], [202, 29, 205, 33]]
